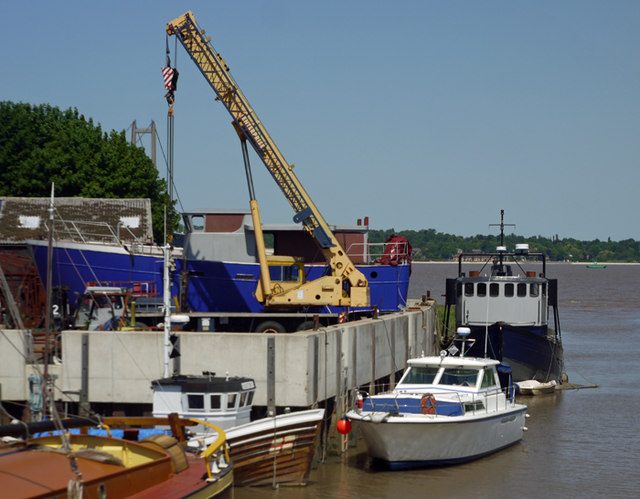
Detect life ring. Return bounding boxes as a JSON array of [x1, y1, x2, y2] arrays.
[[420, 394, 437, 415]]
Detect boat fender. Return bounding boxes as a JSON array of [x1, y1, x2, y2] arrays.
[[337, 417, 352, 434], [420, 394, 437, 415]]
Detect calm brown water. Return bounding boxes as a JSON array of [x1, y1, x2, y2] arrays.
[[238, 263, 640, 498]]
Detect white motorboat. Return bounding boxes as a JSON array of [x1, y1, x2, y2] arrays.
[[346, 342, 528, 468]]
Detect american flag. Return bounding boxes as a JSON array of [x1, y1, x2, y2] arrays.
[[162, 67, 174, 90]]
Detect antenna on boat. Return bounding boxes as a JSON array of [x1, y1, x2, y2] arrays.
[[489, 210, 515, 268]]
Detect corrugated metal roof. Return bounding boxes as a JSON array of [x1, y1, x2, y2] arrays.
[[0, 197, 154, 244]]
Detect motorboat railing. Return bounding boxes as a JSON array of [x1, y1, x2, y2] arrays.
[[359, 386, 516, 416]]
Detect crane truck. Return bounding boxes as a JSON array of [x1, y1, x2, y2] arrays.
[[166, 11, 370, 310]]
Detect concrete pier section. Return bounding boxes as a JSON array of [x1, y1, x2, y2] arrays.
[[0, 300, 437, 412]]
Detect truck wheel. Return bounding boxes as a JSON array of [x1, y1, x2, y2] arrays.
[[296, 320, 315, 331], [255, 320, 286, 334]]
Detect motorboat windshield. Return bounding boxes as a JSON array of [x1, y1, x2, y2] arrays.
[[398, 365, 481, 388]]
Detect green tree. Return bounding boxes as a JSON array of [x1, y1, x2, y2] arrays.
[[0, 101, 176, 243]]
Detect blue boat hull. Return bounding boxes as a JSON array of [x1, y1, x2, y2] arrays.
[[464, 323, 564, 383], [29, 242, 410, 315]]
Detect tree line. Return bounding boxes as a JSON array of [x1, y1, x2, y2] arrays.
[[3, 101, 637, 261], [0, 101, 177, 243], [370, 228, 640, 262]]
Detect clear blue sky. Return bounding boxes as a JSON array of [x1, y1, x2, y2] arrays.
[[3, 1, 639, 241]]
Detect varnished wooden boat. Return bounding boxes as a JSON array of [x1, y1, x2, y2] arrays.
[[189, 408, 324, 487], [0, 414, 233, 498]]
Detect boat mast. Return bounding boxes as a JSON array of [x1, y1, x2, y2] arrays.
[[489, 210, 515, 270], [163, 209, 171, 378], [42, 183, 55, 420], [163, 40, 176, 378]]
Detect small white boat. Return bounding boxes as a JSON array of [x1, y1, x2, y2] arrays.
[[346, 351, 528, 468], [516, 379, 557, 395], [151, 372, 324, 486]]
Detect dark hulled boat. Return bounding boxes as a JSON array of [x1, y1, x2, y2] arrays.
[[442, 213, 565, 383]]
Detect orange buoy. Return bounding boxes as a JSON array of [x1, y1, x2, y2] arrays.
[[337, 417, 352, 434]]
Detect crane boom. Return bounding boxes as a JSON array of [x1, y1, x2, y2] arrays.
[[167, 11, 369, 307]]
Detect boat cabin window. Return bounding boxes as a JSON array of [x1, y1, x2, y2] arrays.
[[530, 283, 539, 297], [464, 400, 485, 411], [93, 294, 124, 311], [191, 215, 205, 231], [481, 368, 497, 388], [439, 368, 478, 387], [210, 394, 221, 410], [458, 280, 544, 301], [227, 393, 237, 409], [399, 366, 440, 385], [187, 394, 205, 410], [247, 391, 254, 406], [240, 392, 247, 407]]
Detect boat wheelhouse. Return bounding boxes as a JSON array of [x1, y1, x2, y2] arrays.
[[152, 372, 256, 430]]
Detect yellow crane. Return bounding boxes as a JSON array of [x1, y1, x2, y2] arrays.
[[166, 11, 369, 309]]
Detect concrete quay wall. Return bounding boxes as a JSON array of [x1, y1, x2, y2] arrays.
[[0, 300, 437, 409]]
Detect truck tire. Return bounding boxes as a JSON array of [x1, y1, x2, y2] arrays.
[[255, 320, 286, 334], [296, 320, 315, 331]]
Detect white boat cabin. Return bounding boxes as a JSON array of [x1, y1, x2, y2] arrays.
[[394, 356, 503, 395], [152, 372, 256, 430], [357, 354, 516, 417], [455, 264, 549, 327], [181, 209, 370, 264]]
